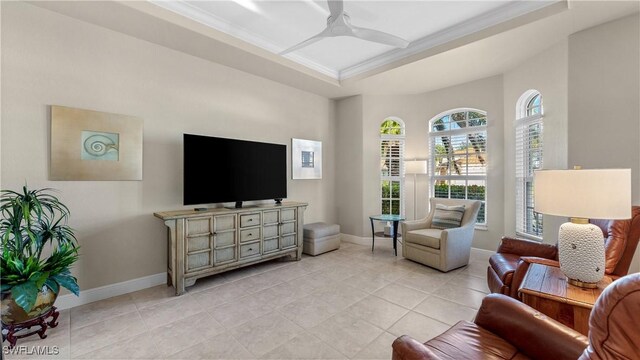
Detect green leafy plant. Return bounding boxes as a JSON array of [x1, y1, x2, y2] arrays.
[[0, 186, 79, 313]]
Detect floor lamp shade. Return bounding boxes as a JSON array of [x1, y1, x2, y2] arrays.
[[405, 160, 427, 175], [534, 169, 631, 287]]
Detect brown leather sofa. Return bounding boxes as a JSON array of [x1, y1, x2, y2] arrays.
[[487, 206, 640, 298], [391, 273, 640, 360]]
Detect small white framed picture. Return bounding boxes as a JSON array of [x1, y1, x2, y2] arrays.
[[292, 138, 322, 179]]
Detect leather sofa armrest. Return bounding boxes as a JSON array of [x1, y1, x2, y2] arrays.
[[497, 236, 557, 259], [392, 335, 443, 360], [401, 218, 431, 232], [509, 257, 560, 298], [475, 294, 588, 360]]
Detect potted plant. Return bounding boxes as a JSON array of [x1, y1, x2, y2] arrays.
[[0, 186, 79, 324]]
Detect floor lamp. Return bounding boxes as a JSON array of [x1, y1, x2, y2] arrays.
[[405, 160, 428, 220]]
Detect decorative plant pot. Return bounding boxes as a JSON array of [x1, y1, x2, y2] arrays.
[[1, 285, 58, 324]]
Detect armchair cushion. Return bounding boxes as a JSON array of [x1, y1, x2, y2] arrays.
[[405, 229, 442, 249], [431, 204, 465, 229]]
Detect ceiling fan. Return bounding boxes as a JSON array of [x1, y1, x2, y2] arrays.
[[280, 0, 410, 55]]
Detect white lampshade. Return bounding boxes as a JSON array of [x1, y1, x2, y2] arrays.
[[534, 169, 631, 220], [405, 160, 427, 175]]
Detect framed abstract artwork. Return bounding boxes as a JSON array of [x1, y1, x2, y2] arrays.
[[292, 138, 322, 179], [50, 105, 143, 180]]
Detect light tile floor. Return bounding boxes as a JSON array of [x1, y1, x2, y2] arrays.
[[3, 241, 491, 360]]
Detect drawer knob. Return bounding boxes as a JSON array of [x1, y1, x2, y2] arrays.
[[249, 248, 253, 251], [248, 233, 252, 236], [248, 219, 253, 222]]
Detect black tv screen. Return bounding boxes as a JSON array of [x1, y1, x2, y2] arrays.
[[183, 134, 287, 206]]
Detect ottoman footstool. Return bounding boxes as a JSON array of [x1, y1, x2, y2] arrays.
[[303, 222, 341, 256]]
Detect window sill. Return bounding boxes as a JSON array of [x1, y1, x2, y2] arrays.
[[475, 224, 488, 231], [515, 232, 543, 242]]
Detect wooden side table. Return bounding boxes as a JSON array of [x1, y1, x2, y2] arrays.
[[518, 263, 611, 336]]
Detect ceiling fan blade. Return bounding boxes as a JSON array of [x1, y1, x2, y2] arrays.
[[279, 31, 327, 55], [327, 0, 344, 19], [351, 27, 409, 48]]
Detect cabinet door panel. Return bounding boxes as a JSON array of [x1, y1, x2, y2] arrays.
[[263, 211, 279, 225], [187, 252, 211, 271], [281, 209, 296, 222], [186, 217, 212, 236], [214, 231, 236, 248], [263, 224, 279, 239], [214, 215, 236, 232], [214, 247, 236, 264], [281, 235, 296, 249], [187, 236, 210, 253], [263, 238, 279, 254], [281, 222, 295, 235]]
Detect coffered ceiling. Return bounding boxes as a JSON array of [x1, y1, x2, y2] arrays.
[[151, 0, 559, 80]]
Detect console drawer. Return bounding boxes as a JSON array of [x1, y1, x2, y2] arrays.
[[240, 228, 260, 243], [240, 213, 260, 228], [240, 243, 260, 258]]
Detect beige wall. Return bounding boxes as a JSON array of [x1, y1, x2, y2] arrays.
[[335, 95, 364, 236], [1, 2, 336, 290], [568, 14, 640, 272], [503, 40, 569, 244]]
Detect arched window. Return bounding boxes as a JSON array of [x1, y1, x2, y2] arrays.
[[380, 118, 405, 216], [428, 109, 487, 226], [516, 90, 543, 238]]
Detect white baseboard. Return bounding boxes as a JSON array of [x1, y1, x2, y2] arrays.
[[55, 272, 166, 310], [340, 233, 373, 246]]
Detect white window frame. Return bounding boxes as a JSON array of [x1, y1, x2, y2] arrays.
[[380, 117, 405, 216], [428, 108, 487, 229], [515, 90, 544, 240]]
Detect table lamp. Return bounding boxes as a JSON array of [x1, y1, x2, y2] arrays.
[[405, 160, 428, 220], [534, 168, 631, 288]]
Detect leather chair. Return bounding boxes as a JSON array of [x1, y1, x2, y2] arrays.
[[392, 273, 640, 360], [487, 206, 640, 299], [400, 198, 480, 272]]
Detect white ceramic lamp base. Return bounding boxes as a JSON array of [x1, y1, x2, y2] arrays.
[[558, 221, 605, 288]]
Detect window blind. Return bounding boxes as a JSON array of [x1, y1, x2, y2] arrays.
[[515, 114, 543, 237]]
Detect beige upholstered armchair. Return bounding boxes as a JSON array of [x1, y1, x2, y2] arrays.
[[401, 198, 481, 272]]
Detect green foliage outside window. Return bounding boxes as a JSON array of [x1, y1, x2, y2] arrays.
[[434, 183, 486, 223], [381, 181, 401, 215]]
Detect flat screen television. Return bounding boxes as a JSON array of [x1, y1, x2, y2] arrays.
[[183, 134, 287, 207]]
